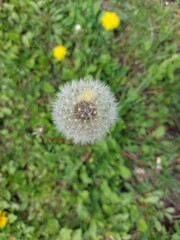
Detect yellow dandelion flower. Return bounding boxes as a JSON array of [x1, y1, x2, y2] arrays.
[[0, 211, 8, 228], [53, 45, 67, 61], [101, 12, 120, 30]]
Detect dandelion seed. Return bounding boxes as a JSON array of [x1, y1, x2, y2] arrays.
[[52, 78, 118, 145], [0, 211, 8, 228], [101, 12, 120, 30]]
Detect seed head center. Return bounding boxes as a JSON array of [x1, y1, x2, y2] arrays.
[[74, 101, 97, 121]]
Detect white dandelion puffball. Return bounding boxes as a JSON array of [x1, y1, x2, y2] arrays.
[[52, 79, 118, 145], [75, 24, 82, 31]]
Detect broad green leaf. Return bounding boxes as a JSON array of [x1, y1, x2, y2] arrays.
[[152, 126, 166, 138], [72, 229, 82, 240], [59, 228, 72, 240], [47, 218, 59, 233], [137, 219, 148, 232], [120, 165, 132, 180], [43, 82, 55, 93]]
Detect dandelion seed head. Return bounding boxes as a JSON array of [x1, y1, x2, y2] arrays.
[[75, 24, 82, 31], [78, 89, 96, 102], [52, 78, 118, 145]]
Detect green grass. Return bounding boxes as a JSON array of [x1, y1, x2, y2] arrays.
[[0, 0, 180, 239]]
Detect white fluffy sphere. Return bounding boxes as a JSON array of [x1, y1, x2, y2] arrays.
[[75, 24, 82, 31], [52, 79, 118, 145]]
